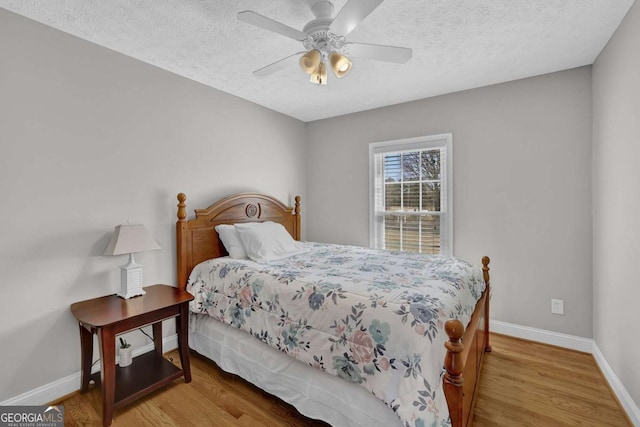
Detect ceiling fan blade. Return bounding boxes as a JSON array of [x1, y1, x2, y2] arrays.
[[345, 42, 412, 63], [330, 0, 383, 36], [253, 51, 306, 77], [238, 10, 308, 41]]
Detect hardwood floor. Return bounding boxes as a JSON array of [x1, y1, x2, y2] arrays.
[[57, 333, 631, 426], [473, 334, 630, 426]]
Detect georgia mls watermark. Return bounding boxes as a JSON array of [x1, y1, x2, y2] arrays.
[[0, 406, 64, 427]]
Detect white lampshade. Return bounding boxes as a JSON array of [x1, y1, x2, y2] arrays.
[[104, 224, 161, 299], [104, 224, 161, 256]]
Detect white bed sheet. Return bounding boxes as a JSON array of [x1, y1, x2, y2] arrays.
[[189, 312, 403, 427]]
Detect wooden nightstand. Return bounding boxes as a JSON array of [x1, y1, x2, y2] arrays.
[[70, 284, 194, 427]]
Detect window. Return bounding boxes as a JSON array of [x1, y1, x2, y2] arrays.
[[369, 134, 453, 256]]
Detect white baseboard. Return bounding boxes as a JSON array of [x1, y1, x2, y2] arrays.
[[0, 334, 178, 406], [592, 344, 640, 426], [491, 319, 639, 426], [490, 319, 593, 352]]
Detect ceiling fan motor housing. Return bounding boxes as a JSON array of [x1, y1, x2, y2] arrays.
[[303, 21, 345, 54], [309, 0, 334, 19], [303, 1, 346, 55]]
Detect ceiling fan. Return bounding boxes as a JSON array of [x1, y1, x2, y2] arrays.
[[238, 0, 413, 85]]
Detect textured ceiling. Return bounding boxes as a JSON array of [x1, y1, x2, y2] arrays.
[[0, 0, 634, 122]]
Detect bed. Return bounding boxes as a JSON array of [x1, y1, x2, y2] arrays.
[[176, 192, 491, 427]]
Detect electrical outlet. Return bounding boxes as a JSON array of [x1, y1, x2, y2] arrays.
[[551, 299, 564, 315]]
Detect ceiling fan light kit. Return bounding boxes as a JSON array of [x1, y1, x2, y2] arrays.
[[238, 0, 412, 86], [300, 49, 350, 83]]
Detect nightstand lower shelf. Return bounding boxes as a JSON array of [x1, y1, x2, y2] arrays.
[[90, 352, 183, 408]]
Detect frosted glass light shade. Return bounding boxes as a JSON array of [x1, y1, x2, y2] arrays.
[[310, 62, 328, 85], [299, 49, 321, 74], [329, 52, 352, 78]]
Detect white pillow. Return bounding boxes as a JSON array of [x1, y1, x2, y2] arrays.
[[214, 224, 248, 259], [234, 221, 306, 262]]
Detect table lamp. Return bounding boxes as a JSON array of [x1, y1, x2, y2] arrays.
[[103, 224, 161, 299]]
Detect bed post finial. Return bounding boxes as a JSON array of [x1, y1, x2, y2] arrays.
[[292, 196, 301, 240], [177, 193, 187, 222], [444, 319, 465, 386], [482, 256, 490, 284], [294, 195, 301, 216], [443, 319, 465, 426], [481, 256, 491, 352]]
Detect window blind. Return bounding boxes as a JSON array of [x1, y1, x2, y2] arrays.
[[369, 134, 452, 255]]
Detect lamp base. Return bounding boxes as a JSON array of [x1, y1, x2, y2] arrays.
[[117, 287, 146, 299], [117, 254, 146, 299]]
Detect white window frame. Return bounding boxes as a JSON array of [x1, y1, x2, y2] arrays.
[[368, 133, 453, 256]]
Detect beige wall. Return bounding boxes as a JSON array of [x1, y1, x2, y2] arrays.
[[306, 68, 593, 338], [593, 0, 640, 407], [0, 9, 306, 401]]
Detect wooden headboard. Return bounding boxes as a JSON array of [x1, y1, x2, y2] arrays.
[[176, 192, 301, 290]]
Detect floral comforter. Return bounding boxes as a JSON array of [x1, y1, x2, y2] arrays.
[[187, 242, 485, 427]]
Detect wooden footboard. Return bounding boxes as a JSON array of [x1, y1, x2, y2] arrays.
[[443, 256, 491, 427]]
